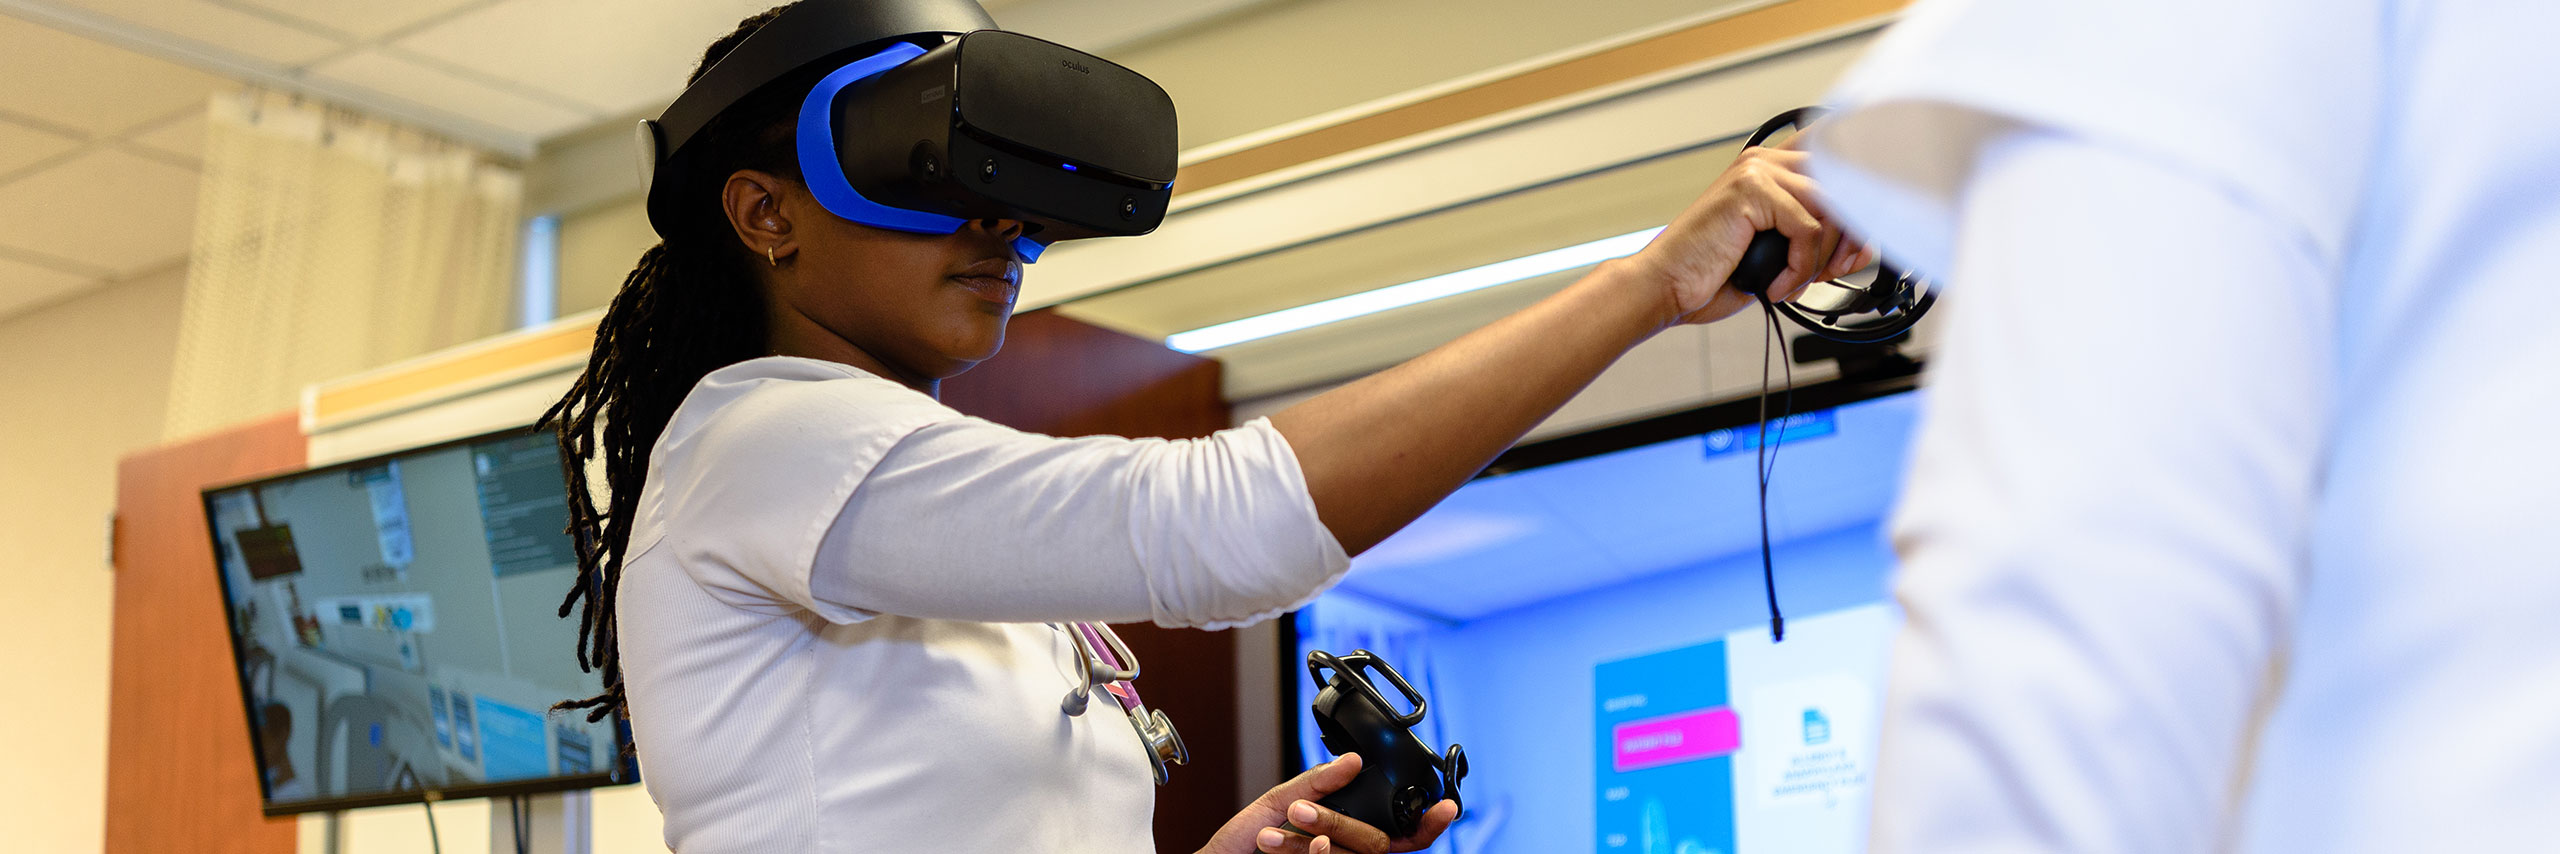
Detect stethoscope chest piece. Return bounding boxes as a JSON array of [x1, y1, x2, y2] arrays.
[[1133, 706, 1187, 786]]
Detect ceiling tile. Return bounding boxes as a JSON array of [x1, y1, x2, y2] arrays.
[[391, 0, 780, 117], [0, 15, 229, 137], [0, 254, 103, 321], [0, 120, 86, 177], [126, 110, 209, 163], [49, 0, 347, 66], [308, 50, 598, 140], [0, 148, 198, 277], [229, 0, 488, 42]]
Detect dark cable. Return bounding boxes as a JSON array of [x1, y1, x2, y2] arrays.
[[1753, 294, 1798, 642], [1761, 297, 1798, 503], [511, 795, 532, 854], [422, 796, 442, 854]]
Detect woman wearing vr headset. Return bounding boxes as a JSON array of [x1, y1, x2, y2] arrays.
[[543, 2, 1870, 852]]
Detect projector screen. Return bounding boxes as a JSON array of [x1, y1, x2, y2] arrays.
[[202, 427, 630, 815], [1291, 376, 1920, 854]]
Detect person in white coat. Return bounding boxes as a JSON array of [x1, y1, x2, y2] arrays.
[[1803, 1, 2560, 850]]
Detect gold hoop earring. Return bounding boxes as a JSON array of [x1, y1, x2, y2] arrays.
[[766, 245, 779, 267]]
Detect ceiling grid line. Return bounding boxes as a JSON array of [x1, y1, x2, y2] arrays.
[[322, 0, 518, 54], [195, 0, 356, 42], [0, 253, 191, 323], [269, 0, 541, 94], [0, 101, 207, 187], [119, 103, 208, 141], [0, 145, 99, 187], [377, 44, 609, 114], [0, 107, 91, 140], [0, 243, 118, 279], [112, 141, 202, 172]]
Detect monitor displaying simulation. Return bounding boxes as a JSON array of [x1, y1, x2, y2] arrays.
[[202, 428, 625, 814], [1294, 384, 1918, 854]]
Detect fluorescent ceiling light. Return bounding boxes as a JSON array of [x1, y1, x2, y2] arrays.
[[1164, 226, 1665, 353]]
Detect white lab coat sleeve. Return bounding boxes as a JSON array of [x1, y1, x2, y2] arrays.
[[807, 415, 1352, 629], [1868, 128, 2334, 852], [1802, 0, 2391, 281], [644, 364, 964, 626]]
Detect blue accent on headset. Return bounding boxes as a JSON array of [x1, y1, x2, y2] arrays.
[[796, 41, 1048, 262]]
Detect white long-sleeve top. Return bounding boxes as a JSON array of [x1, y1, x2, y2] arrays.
[[1805, 1, 2560, 851], [615, 356, 1350, 853]]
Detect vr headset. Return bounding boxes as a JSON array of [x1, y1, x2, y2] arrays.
[[633, 0, 1179, 262]]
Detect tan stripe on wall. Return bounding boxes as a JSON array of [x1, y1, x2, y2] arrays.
[[312, 322, 595, 423]]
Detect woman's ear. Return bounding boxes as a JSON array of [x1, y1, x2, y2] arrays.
[[722, 169, 796, 264]]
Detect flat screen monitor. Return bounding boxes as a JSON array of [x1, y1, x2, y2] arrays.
[[201, 426, 632, 815], [1288, 373, 1921, 854]]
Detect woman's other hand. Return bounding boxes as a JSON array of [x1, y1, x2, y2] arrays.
[[1616, 142, 1876, 328], [1196, 753, 1459, 854]]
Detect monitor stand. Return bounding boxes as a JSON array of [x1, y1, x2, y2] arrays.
[[311, 792, 591, 853], [493, 791, 591, 853]]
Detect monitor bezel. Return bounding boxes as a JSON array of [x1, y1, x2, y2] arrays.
[[199, 423, 638, 817], [1277, 367, 1923, 776]]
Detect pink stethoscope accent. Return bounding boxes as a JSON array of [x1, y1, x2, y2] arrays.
[[1059, 621, 1189, 785], [1073, 621, 1142, 711]]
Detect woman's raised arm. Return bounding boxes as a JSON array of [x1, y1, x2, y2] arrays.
[[1274, 146, 1869, 554]]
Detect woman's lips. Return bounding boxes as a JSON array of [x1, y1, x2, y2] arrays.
[[950, 274, 1016, 304]]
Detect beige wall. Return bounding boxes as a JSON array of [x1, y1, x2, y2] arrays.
[[0, 266, 189, 854], [556, 198, 657, 317]]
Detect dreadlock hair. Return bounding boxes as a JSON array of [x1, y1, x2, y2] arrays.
[[540, 4, 819, 734]]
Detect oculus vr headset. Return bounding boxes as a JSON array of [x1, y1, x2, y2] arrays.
[[633, 0, 1179, 262]]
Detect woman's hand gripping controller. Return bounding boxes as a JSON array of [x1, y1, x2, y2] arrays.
[[1197, 753, 1459, 854]]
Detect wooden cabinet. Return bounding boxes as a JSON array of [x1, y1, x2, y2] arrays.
[[105, 414, 305, 854]]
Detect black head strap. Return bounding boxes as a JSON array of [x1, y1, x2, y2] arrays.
[[644, 0, 995, 181]]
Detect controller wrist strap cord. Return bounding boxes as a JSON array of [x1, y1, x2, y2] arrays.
[[1753, 293, 1796, 642]]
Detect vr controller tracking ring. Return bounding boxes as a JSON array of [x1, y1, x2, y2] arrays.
[[795, 41, 1049, 262], [1307, 650, 1428, 729], [1725, 107, 1935, 345], [1303, 649, 1466, 838]]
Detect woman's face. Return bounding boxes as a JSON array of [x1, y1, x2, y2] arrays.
[[727, 169, 1026, 389]]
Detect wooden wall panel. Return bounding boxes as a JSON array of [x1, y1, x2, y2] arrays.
[[942, 308, 1246, 853], [943, 308, 1231, 441], [105, 413, 306, 854]]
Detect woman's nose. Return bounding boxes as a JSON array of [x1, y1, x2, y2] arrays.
[[969, 217, 1026, 241]]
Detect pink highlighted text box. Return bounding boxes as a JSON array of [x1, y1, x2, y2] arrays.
[[1611, 706, 1741, 773]]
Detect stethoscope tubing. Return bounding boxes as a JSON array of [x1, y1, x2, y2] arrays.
[[1058, 620, 1188, 784]]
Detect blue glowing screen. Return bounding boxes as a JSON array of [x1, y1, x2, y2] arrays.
[[1296, 389, 1920, 854]]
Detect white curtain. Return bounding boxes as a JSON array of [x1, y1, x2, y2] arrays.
[[162, 89, 522, 439]]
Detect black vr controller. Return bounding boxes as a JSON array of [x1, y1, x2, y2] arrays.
[[1303, 649, 1466, 839], [1724, 106, 1936, 344]]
